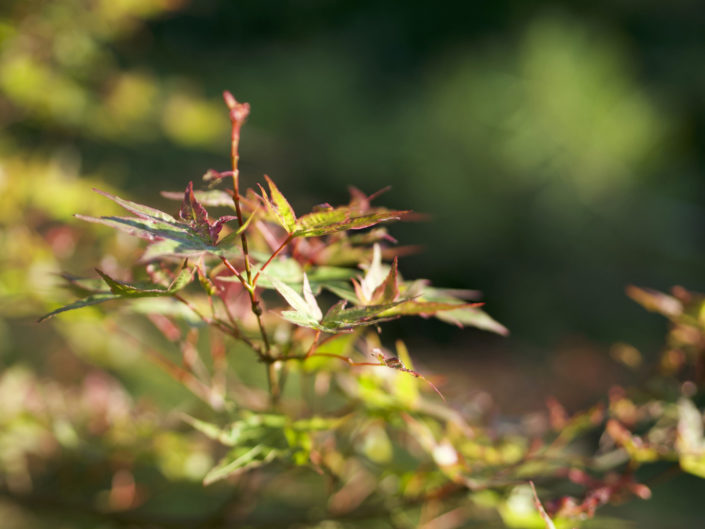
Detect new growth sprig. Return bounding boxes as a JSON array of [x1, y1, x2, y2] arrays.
[[41, 91, 504, 411]]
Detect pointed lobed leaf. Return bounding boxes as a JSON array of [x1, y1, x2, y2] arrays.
[[271, 277, 321, 322], [280, 310, 326, 330], [371, 256, 399, 304], [294, 208, 408, 238], [93, 188, 177, 222], [435, 306, 509, 335], [95, 268, 193, 298], [77, 214, 227, 260], [38, 292, 121, 322], [261, 175, 297, 233], [320, 300, 404, 331], [379, 300, 484, 318], [359, 244, 386, 303], [179, 181, 211, 240], [302, 274, 322, 321]]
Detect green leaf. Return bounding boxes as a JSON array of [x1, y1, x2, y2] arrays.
[[77, 215, 226, 260], [271, 275, 321, 322], [94, 188, 176, 222], [203, 445, 281, 485], [319, 300, 403, 331], [78, 188, 231, 260], [38, 293, 121, 322], [281, 310, 326, 330], [181, 414, 236, 446], [294, 208, 407, 238], [128, 298, 203, 324], [40, 268, 194, 322], [435, 306, 509, 335], [162, 189, 235, 208], [95, 268, 193, 298], [302, 274, 322, 321], [380, 300, 483, 318], [261, 175, 297, 233]]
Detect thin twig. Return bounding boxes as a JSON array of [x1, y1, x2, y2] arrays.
[[252, 234, 294, 286]]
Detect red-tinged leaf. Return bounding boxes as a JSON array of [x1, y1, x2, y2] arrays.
[[529, 482, 557, 529], [294, 208, 408, 238], [371, 256, 399, 304], [209, 215, 238, 243], [261, 175, 297, 233], [380, 300, 484, 318], [348, 185, 391, 212], [179, 181, 211, 240], [320, 300, 404, 331], [295, 208, 349, 233], [626, 285, 682, 318]]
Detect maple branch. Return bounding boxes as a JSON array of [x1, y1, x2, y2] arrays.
[[223, 91, 278, 402], [252, 234, 294, 286]]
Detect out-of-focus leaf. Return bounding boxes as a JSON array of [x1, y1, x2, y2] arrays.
[[93, 188, 176, 222], [128, 298, 204, 323], [626, 285, 682, 318], [203, 445, 281, 485], [162, 189, 235, 208], [606, 419, 660, 463], [40, 267, 194, 321], [436, 306, 509, 335], [38, 293, 121, 322], [380, 300, 483, 318], [677, 398, 705, 478]]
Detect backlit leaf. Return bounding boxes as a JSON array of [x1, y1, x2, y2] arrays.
[[261, 175, 297, 233]]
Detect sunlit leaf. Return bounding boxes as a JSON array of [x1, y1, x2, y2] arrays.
[[294, 208, 407, 238], [371, 257, 399, 304], [260, 175, 297, 233], [271, 277, 321, 323], [435, 306, 509, 335], [380, 300, 483, 318], [162, 189, 235, 208]]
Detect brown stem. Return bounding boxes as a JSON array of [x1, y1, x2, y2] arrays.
[[252, 234, 294, 286], [224, 92, 275, 404]]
